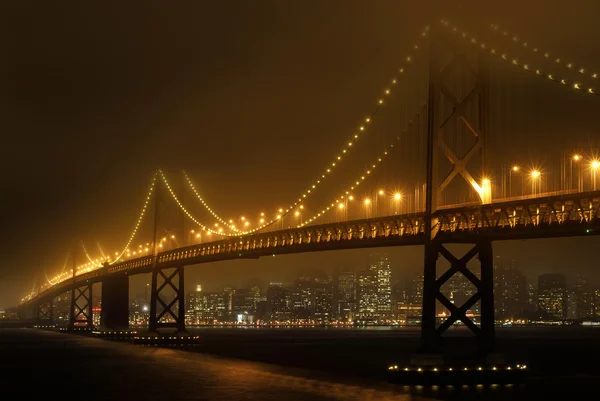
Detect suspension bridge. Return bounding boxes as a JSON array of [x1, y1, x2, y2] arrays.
[[19, 19, 600, 354]]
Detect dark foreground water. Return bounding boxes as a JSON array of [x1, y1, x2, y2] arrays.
[[1, 327, 599, 400]]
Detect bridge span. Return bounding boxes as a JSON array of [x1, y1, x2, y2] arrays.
[[25, 190, 600, 333]]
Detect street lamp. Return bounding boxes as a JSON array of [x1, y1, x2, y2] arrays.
[[295, 210, 302, 225], [530, 170, 541, 195], [393, 192, 402, 214], [571, 155, 581, 192], [375, 189, 384, 217], [364, 198, 371, 219], [510, 165, 520, 198]]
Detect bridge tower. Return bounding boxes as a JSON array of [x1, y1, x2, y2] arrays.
[[148, 182, 186, 333], [420, 28, 496, 356]]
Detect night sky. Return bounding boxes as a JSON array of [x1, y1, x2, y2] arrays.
[[2, 1, 600, 308]]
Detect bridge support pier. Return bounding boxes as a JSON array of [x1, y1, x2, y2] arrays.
[[69, 283, 94, 329], [100, 273, 130, 331], [35, 299, 53, 325], [148, 266, 186, 333], [421, 240, 496, 356]]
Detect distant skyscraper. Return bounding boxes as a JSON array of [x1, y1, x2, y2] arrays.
[[494, 258, 527, 320], [291, 275, 313, 319], [537, 274, 567, 320], [336, 268, 356, 321], [574, 274, 595, 319], [267, 283, 290, 321], [373, 255, 393, 318], [357, 268, 378, 319], [232, 288, 255, 318], [313, 273, 333, 322]]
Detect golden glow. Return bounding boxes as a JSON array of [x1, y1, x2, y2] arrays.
[[259, 218, 265, 223], [348, 195, 354, 201], [244, 221, 249, 227], [364, 198, 371, 205], [241, 216, 245, 221], [338, 203, 344, 209], [170, 235, 175, 239], [295, 211, 300, 216], [512, 165, 520, 172], [378, 189, 384, 195], [592, 160, 600, 169], [531, 170, 541, 179], [196, 233, 200, 238], [573, 154, 581, 161], [482, 178, 490, 185], [394, 192, 402, 200]]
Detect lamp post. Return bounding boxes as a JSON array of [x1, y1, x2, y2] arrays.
[[570, 154, 581, 192], [530, 170, 541, 196], [592, 160, 600, 191], [364, 198, 371, 219], [510, 165, 520, 198], [375, 189, 384, 217], [393, 192, 402, 215], [337, 202, 344, 222]]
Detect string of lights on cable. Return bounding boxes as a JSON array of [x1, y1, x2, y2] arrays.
[[44, 253, 70, 286], [488, 23, 599, 82], [110, 172, 158, 264], [298, 108, 424, 227], [183, 171, 241, 233], [179, 26, 431, 237], [439, 20, 599, 96]]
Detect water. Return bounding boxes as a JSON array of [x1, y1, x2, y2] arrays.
[[1, 326, 599, 400]]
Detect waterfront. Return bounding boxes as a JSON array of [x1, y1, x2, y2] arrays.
[[2, 326, 600, 400]]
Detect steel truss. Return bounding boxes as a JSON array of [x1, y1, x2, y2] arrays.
[[148, 266, 186, 333], [423, 240, 495, 352], [69, 284, 93, 328], [36, 300, 53, 323]]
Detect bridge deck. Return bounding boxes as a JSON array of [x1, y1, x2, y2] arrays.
[[29, 190, 600, 303]]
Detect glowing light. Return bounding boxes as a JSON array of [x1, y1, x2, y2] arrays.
[[531, 170, 541, 179], [378, 189, 384, 195], [592, 160, 600, 169], [295, 211, 300, 216], [512, 165, 520, 172], [364, 198, 371, 205], [394, 193, 402, 200], [338, 203, 344, 209]]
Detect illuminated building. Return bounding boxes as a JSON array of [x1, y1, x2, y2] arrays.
[[267, 283, 291, 321], [185, 284, 207, 325], [574, 274, 595, 319], [357, 254, 393, 320], [291, 275, 313, 320], [313, 273, 333, 323], [232, 288, 255, 317], [493, 257, 528, 319], [537, 274, 567, 320], [357, 268, 378, 319], [335, 268, 357, 321], [373, 254, 393, 318]]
